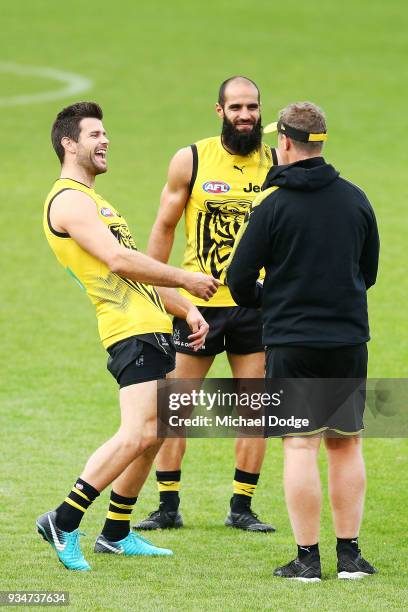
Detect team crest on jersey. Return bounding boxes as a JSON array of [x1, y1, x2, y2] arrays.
[[195, 199, 251, 280], [202, 181, 231, 194], [109, 223, 137, 250], [101, 207, 115, 217]]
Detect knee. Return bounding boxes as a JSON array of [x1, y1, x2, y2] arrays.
[[135, 433, 162, 455], [284, 436, 321, 454], [325, 436, 362, 454], [116, 435, 140, 459], [142, 437, 164, 458], [116, 432, 162, 459]]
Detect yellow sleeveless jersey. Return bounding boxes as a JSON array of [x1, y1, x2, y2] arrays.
[[179, 136, 275, 306], [43, 178, 172, 349]]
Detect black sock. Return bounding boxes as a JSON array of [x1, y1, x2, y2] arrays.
[[297, 543, 320, 561], [336, 537, 359, 557], [231, 469, 259, 512], [156, 470, 181, 511], [101, 491, 137, 542], [56, 477, 100, 532]]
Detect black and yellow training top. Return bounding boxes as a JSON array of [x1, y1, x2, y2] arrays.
[[179, 136, 275, 307], [43, 178, 172, 349]]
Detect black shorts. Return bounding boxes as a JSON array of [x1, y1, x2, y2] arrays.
[[173, 306, 263, 356], [107, 333, 176, 388], [264, 344, 368, 437]]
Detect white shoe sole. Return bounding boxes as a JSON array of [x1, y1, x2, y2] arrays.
[[338, 571, 373, 580], [288, 577, 321, 583]]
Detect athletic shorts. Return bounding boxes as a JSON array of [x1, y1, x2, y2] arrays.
[[106, 333, 176, 388], [172, 306, 263, 356], [264, 344, 368, 437]]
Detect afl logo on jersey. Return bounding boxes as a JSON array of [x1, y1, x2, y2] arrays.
[[101, 207, 115, 217], [202, 181, 231, 194]]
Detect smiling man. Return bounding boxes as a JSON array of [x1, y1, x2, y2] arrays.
[[133, 77, 277, 533], [37, 102, 218, 570]]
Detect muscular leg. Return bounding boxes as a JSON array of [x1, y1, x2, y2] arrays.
[[224, 352, 274, 531], [112, 441, 163, 498], [283, 436, 322, 545], [93, 382, 174, 545], [38, 380, 172, 567], [228, 352, 267, 474], [132, 353, 215, 529], [109, 380, 178, 498], [155, 353, 215, 471], [325, 436, 365, 538], [81, 380, 162, 492]]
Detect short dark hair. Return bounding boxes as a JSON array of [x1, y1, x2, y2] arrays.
[[51, 101, 103, 163], [279, 102, 326, 154], [218, 76, 260, 107]]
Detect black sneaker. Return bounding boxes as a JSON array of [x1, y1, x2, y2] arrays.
[[133, 507, 183, 530], [274, 557, 322, 583], [225, 507, 276, 532], [337, 551, 378, 580]]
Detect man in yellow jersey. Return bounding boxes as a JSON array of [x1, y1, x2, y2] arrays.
[[37, 101, 219, 571], [134, 77, 277, 532]]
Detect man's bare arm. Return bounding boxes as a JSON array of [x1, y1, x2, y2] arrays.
[[50, 189, 218, 300], [156, 287, 209, 351], [155, 287, 197, 319], [147, 147, 193, 262]]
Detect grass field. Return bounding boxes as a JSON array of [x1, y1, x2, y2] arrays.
[[1, 1, 407, 610]]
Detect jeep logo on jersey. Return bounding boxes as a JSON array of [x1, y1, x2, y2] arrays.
[[202, 181, 231, 194], [243, 182, 262, 193]]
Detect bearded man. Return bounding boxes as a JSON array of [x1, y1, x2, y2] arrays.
[[134, 77, 278, 533]]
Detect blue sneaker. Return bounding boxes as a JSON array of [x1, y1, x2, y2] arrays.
[[94, 532, 173, 556], [36, 510, 91, 571]]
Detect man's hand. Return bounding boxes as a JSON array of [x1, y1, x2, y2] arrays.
[[185, 307, 209, 351], [183, 272, 220, 301]]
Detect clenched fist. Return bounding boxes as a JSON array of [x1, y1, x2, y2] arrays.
[[182, 272, 220, 301]]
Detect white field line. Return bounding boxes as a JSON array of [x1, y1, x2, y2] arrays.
[[0, 62, 93, 106]]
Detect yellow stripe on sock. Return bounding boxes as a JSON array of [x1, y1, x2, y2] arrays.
[[72, 487, 90, 502], [65, 497, 86, 513], [110, 500, 135, 510], [107, 511, 131, 521], [157, 481, 180, 492], [233, 480, 257, 497]]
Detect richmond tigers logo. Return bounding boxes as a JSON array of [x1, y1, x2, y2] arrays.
[[195, 199, 251, 280], [108, 222, 165, 313], [109, 222, 137, 251]]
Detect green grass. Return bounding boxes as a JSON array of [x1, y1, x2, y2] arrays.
[[1, 0, 407, 609]]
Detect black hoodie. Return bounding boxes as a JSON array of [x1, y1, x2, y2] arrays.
[[226, 157, 379, 347]]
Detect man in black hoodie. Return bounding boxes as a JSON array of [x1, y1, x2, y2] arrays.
[[227, 102, 379, 582]]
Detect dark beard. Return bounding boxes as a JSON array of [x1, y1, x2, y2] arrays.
[[221, 116, 262, 156]]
